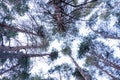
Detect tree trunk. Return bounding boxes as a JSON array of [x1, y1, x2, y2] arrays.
[[66, 71, 70, 80], [93, 51, 120, 70], [0, 52, 50, 59], [87, 53, 119, 80], [58, 71, 62, 80], [68, 54, 88, 80], [94, 63, 118, 80]]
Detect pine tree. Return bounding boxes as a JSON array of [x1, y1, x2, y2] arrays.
[[0, 0, 120, 80]]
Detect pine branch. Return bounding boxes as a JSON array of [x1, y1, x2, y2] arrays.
[[0, 23, 38, 36], [89, 27, 120, 40]]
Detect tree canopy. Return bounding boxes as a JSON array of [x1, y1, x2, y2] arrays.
[[0, 0, 120, 80]]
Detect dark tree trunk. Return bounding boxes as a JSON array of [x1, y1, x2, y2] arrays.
[[0, 52, 50, 59], [68, 54, 88, 80]]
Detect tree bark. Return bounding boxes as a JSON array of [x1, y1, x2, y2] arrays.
[[68, 54, 88, 80], [0, 45, 42, 51], [0, 52, 50, 59], [94, 63, 118, 80], [0, 23, 38, 36], [52, 0, 66, 32], [92, 51, 120, 70], [66, 70, 70, 80], [58, 71, 62, 80], [89, 27, 120, 40]]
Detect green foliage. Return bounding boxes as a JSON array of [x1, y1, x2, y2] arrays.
[[78, 41, 90, 58], [71, 9, 81, 20], [78, 34, 96, 58], [0, 27, 18, 45], [18, 71, 30, 80], [15, 57, 30, 80], [52, 27, 57, 35], [29, 75, 40, 80], [18, 57, 30, 71], [0, 49, 7, 65], [29, 74, 54, 80], [14, 4, 29, 16], [75, 1, 99, 18], [61, 63, 72, 71], [5, 30, 18, 39], [49, 63, 72, 76], [0, 37, 2, 42], [69, 25, 79, 36], [0, 27, 18, 37], [0, 0, 29, 17], [99, 11, 110, 21], [72, 0, 78, 5], [52, 25, 67, 37], [9, 0, 29, 16], [117, 15, 120, 25], [29, 75, 42, 80], [40, 39, 50, 51], [49, 49, 58, 61], [72, 68, 84, 80], [105, 1, 114, 9], [49, 65, 61, 74], [0, 0, 119, 80], [84, 56, 93, 67], [0, 59, 7, 65], [36, 25, 46, 38], [1, 77, 10, 80], [113, 13, 120, 29], [62, 46, 71, 55], [8, 0, 16, 2], [4, 14, 15, 21], [0, 2, 9, 13]]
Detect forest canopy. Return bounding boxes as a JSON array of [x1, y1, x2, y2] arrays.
[[0, 0, 120, 80]]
